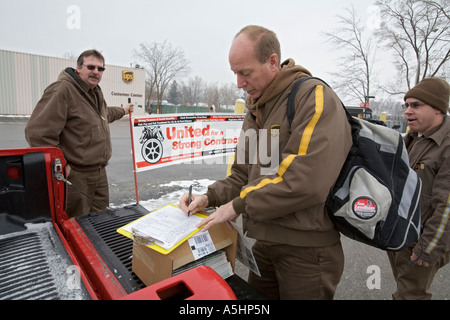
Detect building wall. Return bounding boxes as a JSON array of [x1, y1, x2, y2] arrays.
[[0, 49, 145, 115]]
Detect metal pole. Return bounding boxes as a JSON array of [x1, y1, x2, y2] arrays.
[[128, 107, 140, 204]]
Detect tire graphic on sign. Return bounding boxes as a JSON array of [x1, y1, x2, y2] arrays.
[[141, 139, 163, 163], [139, 125, 164, 164]]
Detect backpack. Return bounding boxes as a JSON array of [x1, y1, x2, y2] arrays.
[[287, 77, 422, 251]]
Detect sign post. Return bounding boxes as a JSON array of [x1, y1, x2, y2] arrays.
[[128, 98, 140, 203]]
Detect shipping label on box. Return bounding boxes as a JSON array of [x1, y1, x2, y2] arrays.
[[132, 222, 237, 286]]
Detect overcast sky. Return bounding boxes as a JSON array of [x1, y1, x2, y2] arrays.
[[0, 0, 383, 87]]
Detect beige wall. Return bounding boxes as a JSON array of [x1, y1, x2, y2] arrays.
[[0, 49, 145, 115]]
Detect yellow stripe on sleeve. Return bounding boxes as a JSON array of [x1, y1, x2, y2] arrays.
[[240, 85, 324, 199], [298, 85, 324, 155], [425, 194, 450, 254]]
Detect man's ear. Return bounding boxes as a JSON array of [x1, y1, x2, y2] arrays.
[[268, 53, 279, 70]]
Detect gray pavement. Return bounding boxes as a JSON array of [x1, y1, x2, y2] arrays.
[[1, 116, 449, 300]]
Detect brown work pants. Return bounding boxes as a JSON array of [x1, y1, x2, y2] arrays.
[[387, 249, 450, 300], [66, 166, 109, 217], [248, 240, 344, 300]]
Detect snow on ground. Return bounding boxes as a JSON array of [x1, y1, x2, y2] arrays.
[[112, 179, 215, 213]]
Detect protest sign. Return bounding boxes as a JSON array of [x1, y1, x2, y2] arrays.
[[131, 113, 245, 172]]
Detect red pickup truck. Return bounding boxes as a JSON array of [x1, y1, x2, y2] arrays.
[[0, 147, 261, 300]]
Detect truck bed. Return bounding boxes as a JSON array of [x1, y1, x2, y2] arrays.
[[0, 147, 263, 300], [75, 204, 146, 294], [0, 221, 90, 300], [75, 204, 264, 300]]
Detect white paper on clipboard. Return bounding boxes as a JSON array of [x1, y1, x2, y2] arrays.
[[122, 205, 203, 250]]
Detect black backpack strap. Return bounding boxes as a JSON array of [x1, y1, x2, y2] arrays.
[[287, 76, 350, 126], [287, 76, 329, 126], [287, 77, 310, 126]]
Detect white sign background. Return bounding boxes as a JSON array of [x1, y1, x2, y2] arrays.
[[131, 113, 245, 172]]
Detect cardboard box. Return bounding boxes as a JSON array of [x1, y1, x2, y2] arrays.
[[132, 223, 237, 286]]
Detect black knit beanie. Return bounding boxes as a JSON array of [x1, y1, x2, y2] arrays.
[[404, 78, 450, 114]]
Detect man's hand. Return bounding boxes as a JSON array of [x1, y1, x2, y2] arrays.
[[124, 103, 134, 114], [66, 164, 72, 178], [179, 193, 208, 216], [411, 252, 430, 267], [197, 201, 238, 231]]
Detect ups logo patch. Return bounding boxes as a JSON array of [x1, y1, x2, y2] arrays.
[[122, 70, 134, 84], [271, 124, 280, 138]]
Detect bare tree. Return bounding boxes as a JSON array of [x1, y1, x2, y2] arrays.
[[219, 83, 245, 107], [375, 0, 450, 94], [180, 76, 205, 106], [205, 83, 220, 109], [175, 78, 243, 109], [62, 51, 77, 60], [134, 41, 190, 113], [324, 5, 377, 105]]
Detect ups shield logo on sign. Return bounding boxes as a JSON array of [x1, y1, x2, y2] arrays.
[[122, 70, 134, 84]]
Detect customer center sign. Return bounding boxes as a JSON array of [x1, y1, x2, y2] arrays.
[[131, 114, 245, 172]]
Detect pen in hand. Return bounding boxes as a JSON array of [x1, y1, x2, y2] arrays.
[[187, 184, 193, 216]]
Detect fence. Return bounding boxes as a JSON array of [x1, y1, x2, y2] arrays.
[[147, 105, 235, 114]]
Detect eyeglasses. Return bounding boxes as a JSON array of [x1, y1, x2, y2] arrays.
[[402, 102, 426, 109], [83, 64, 106, 72]]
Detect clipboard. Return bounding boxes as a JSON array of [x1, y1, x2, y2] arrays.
[[117, 204, 207, 255]]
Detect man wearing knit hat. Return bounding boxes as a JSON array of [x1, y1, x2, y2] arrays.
[[387, 77, 450, 299]]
